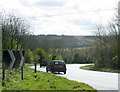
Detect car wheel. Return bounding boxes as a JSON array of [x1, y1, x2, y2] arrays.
[[64, 71, 66, 74], [46, 69, 48, 73], [51, 70, 54, 73]]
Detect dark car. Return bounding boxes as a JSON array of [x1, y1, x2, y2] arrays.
[[46, 60, 66, 74], [40, 59, 48, 67]]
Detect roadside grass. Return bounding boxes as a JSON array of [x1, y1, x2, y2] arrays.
[[80, 65, 120, 73], [0, 68, 1, 91], [2, 63, 97, 91], [0, 40, 2, 92]]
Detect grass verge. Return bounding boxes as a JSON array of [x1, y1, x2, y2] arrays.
[[80, 65, 120, 73], [2, 63, 97, 91]]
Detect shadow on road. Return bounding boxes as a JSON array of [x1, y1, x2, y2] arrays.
[[53, 72, 64, 75], [39, 66, 47, 68]]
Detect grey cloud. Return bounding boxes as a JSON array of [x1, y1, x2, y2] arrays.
[[72, 19, 95, 30], [28, 16, 38, 21], [34, 1, 64, 7], [20, 0, 31, 7], [72, 5, 80, 11], [20, 0, 65, 7], [72, 19, 94, 26]]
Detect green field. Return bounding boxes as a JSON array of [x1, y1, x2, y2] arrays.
[[80, 65, 120, 73], [2, 64, 97, 91]]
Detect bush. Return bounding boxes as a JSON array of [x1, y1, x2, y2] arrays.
[[24, 49, 34, 63]]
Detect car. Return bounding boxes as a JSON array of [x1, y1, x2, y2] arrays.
[[46, 60, 66, 74], [40, 59, 48, 67]]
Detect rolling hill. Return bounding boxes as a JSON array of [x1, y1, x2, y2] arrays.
[[34, 35, 95, 48]]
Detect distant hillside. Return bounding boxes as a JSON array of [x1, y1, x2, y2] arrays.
[[0, 40, 1, 50], [0, 40, 2, 63], [34, 35, 95, 48]]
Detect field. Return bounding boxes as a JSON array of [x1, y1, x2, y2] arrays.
[[2, 64, 97, 91], [35, 35, 95, 48]]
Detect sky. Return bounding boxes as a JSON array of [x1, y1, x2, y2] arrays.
[[0, 0, 119, 36]]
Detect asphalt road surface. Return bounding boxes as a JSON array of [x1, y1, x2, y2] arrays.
[[29, 64, 119, 91]]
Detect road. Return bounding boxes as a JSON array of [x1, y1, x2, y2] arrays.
[[29, 64, 119, 91]]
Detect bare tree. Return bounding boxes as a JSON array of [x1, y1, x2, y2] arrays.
[[1, 13, 30, 50], [94, 18, 119, 68]]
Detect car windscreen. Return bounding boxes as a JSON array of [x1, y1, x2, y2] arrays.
[[54, 61, 64, 65]]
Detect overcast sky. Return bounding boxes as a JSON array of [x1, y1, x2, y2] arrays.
[[0, 0, 119, 36]]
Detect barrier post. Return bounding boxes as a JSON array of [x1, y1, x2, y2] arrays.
[[35, 62, 36, 73], [21, 66, 23, 80]]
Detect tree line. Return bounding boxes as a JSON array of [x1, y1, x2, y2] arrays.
[[24, 47, 94, 64]]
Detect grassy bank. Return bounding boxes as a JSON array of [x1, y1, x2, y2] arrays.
[[0, 40, 2, 92], [2, 64, 97, 91], [80, 65, 120, 73]]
